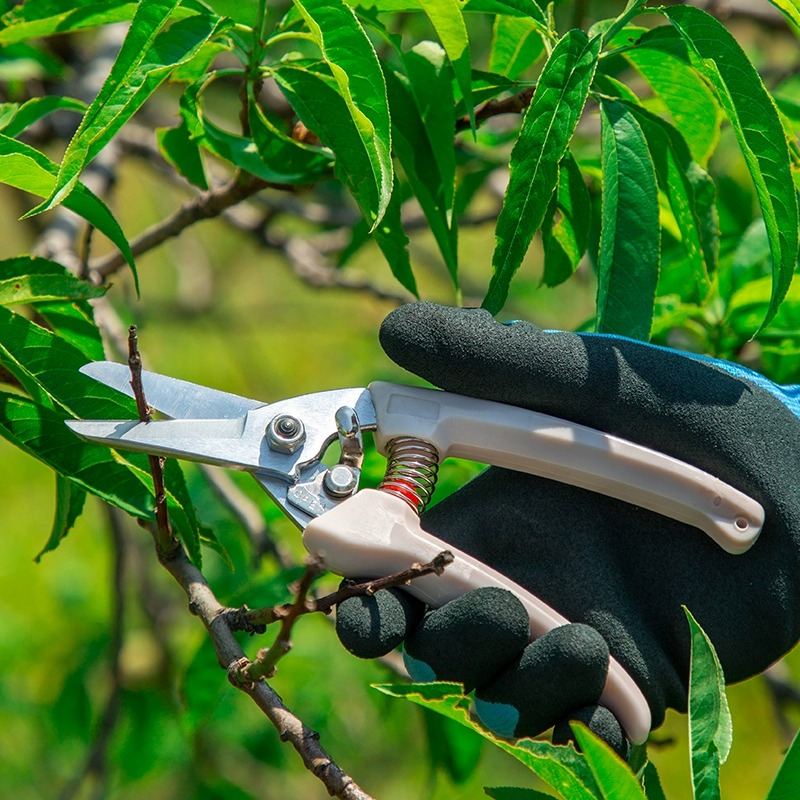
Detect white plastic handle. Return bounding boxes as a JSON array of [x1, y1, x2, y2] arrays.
[[368, 381, 764, 554], [303, 490, 653, 745]]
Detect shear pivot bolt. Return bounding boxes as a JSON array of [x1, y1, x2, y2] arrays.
[[323, 465, 358, 497], [266, 414, 306, 454]]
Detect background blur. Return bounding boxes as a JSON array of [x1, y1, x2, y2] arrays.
[[1, 2, 800, 798]]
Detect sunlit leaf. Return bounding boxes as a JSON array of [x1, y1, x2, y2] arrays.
[[624, 40, 721, 165], [375, 682, 600, 799], [665, 5, 800, 333], [484, 29, 600, 314], [290, 0, 392, 227], [596, 99, 659, 340], [0, 134, 136, 288], [29, 5, 227, 216], [0, 256, 105, 305], [571, 724, 647, 800], [489, 15, 546, 79], [0, 96, 86, 137], [685, 607, 732, 800], [274, 64, 415, 293]]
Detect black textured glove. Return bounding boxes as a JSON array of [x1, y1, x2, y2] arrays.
[[336, 303, 800, 753]]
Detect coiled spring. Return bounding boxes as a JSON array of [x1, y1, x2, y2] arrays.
[[378, 437, 440, 514]]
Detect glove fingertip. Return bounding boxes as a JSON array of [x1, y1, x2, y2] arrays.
[[335, 587, 423, 659], [553, 705, 630, 761]]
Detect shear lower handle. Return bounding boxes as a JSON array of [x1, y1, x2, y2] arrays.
[[303, 489, 652, 745], [368, 382, 764, 555]]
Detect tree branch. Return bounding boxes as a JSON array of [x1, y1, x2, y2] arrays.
[[157, 544, 376, 800], [89, 173, 271, 279], [455, 87, 535, 133]]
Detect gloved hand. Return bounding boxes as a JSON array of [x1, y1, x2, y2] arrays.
[[335, 302, 800, 754]]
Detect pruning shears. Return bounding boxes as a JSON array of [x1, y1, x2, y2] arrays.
[[67, 361, 766, 745]]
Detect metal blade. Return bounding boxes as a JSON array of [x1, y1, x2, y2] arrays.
[[79, 362, 264, 419], [66, 411, 273, 471]]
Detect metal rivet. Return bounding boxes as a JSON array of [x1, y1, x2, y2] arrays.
[[266, 414, 305, 454], [323, 465, 358, 497]]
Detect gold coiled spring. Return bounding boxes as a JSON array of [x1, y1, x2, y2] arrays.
[[378, 437, 440, 514]]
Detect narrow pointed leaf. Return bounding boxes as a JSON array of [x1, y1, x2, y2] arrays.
[[417, 0, 474, 132], [0, 135, 136, 285], [30, 6, 227, 215], [180, 74, 332, 185], [541, 152, 590, 288], [0, 1, 136, 44], [489, 15, 546, 79], [665, 5, 800, 332], [624, 43, 721, 165], [484, 30, 600, 314], [571, 724, 647, 800], [384, 45, 457, 286], [0, 96, 86, 137], [625, 101, 717, 297], [35, 474, 86, 561], [291, 0, 392, 227], [485, 789, 557, 800], [765, 0, 800, 29], [596, 99, 659, 340], [0, 256, 105, 305], [35, 302, 104, 362], [157, 117, 208, 189], [374, 682, 600, 800], [274, 64, 412, 291], [685, 607, 732, 800]]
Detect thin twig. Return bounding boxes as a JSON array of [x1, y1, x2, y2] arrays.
[[89, 174, 272, 279], [244, 557, 326, 680], [232, 550, 455, 632], [455, 87, 535, 133], [127, 325, 179, 558]]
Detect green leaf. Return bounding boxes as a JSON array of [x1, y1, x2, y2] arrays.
[[541, 152, 590, 288], [157, 118, 208, 190], [665, 5, 800, 333], [35, 301, 104, 362], [641, 761, 669, 800], [571, 724, 647, 800], [374, 683, 601, 800], [765, 0, 800, 29], [0, 134, 137, 287], [290, 0, 392, 228], [685, 607, 732, 800], [180, 73, 332, 185], [35, 474, 87, 561], [0, 96, 86, 137], [488, 15, 546, 80], [624, 40, 721, 165], [274, 64, 413, 289], [29, 6, 227, 216], [485, 788, 556, 800], [596, 99, 659, 340], [0, 390, 154, 517], [590, 0, 648, 43], [416, 0, 473, 132], [624, 102, 717, 300], [767, 725, 800, 800], [0, 1, 137, 45], [484, 29, 600, 314], [0, 256, 106, 305], [727, 276, 800, 341], [384, 44, 457, 289]]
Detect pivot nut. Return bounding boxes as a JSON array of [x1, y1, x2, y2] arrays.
[[323, 465, 358, 497], [266, 414, 305, 454]]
